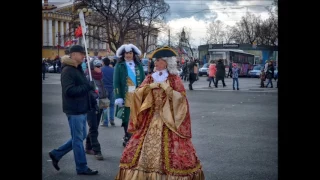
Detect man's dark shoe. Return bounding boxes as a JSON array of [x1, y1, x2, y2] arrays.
[[85, 149, 95, 155], [95, 152, 104, 160], [77, 168, 98, 175], [49, 152, 60, 171], [110, 120, 115, 126]]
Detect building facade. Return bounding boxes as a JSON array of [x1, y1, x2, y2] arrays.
[[42, 0, 109, 59]]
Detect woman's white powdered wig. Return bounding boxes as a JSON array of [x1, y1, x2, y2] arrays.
[[159, 56, 179, 75]]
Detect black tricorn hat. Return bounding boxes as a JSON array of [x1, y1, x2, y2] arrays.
[[150, 46, 178, 59]]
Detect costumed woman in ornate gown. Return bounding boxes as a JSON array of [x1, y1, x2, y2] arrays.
[[115, 46, 205, 180], [113, 44, 145, 147]]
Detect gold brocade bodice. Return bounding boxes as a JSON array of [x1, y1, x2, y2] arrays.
[[152, 88, 166, 115]]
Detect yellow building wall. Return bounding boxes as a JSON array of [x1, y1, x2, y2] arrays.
[[42, 48, 111, 59]]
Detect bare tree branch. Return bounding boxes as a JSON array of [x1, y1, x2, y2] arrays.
[[204, 20, 225, 44], [134, 0, 169, 54], [80, 0, 149, 53]]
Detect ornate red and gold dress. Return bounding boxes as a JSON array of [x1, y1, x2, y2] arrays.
[[115, 74, 205, 180]]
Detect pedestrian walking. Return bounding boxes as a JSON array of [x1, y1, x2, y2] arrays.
[[232, 63, 240, 90], [188, 58, 198, 90], [265, 61, 274, 88], [208, 60, 216, 87], [101, 57, 115, 127], [42, 59, 46, 80], [215, 59, 226, 88], [48, 45, 98, 175], [260, 70, 266, 88], [85, 59, 109, 160]]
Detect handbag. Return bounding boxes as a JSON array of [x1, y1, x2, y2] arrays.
[[116, 107, 125, 119], [99, 98, 110, 109], [98, 80, 110, 109]]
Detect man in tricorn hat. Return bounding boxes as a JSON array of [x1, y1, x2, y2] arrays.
[[113, 44, 145, 147]]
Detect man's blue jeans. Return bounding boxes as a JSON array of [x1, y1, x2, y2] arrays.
[[266, 78, 273, 87], [49, 114, 88, 173], [233, 78, 239, 89], [103, 88, 115, 125]]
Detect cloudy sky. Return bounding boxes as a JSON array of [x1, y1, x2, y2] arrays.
[[46, 0, 275, 47], [162, 0, 274, 47]]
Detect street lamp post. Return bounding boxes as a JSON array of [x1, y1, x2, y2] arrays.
[[77, 7, 93, 15]]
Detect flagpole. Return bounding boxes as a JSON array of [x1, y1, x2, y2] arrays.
[[78, 10, 92, 81]]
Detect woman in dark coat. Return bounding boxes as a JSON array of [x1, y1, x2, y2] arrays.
[[42, 59, 47, 80], [265, 61, 274, 88], [214, 59, 226, 88]]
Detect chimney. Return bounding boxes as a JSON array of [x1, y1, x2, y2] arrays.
[[44, 0, 48, 6]]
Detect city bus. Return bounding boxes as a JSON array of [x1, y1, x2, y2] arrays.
[[208, 49, 255, 77]]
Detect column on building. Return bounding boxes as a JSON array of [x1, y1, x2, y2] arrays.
[[55, 20, 59, 46], [71, 24, 75, 45], [153, 35, 157, 51], [136, 30, 140, 47], [97, 27, 102, 50], [43, 19, 48, 46], [89, 25, 93, 49], [99, 27, 102, 50], [94, 26, 98, 50], [100, 27, 106, 50], [48, 19, 53, 46], [60, 21, 64, 47], [147, 35, 150, 52], [65, 21, 69, 42]]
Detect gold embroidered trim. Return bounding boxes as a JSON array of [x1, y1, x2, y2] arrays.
[[163, 127, 202, 174], [120, 109, 153, 168]]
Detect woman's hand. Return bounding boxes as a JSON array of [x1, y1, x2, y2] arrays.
[[149, 82, 160, 89], [160, 82, 170, 91]]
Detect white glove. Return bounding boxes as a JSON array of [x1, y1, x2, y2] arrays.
[[115, 98, 124, 107]]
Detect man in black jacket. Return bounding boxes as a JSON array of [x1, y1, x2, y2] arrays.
[[48, 45, 98, 175], [188, 59, 198, 90]]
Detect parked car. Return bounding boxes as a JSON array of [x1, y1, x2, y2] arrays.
[[248, 65, 264, 78], [198, 63, 209, 76], [44, 63, 50, 72], [141, 58, 149, 75], [48, 65, 55, 73], [249, 64, 278, 79]]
